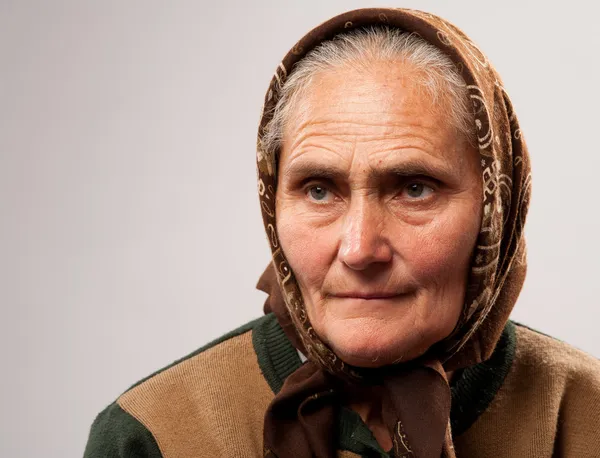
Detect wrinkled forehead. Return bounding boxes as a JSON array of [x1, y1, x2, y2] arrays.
[[276, 60, 477, 186], [282, 62, 454, 131]]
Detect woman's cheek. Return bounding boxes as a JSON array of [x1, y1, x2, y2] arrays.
[[402, 215, 475, 282], [278, 213, 335, 289]]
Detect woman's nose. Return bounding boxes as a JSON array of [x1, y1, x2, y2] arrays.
[[338, 199, 393, 270]]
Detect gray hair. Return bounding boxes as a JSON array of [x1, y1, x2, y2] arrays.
[[260, 26, 476, 160]]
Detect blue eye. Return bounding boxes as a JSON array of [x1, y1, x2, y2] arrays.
[[405, 183, 434, 199], [307, 185, 330, 202]]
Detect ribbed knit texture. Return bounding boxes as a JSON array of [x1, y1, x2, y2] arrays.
[[450, 321, 516, 436], [253, 312, 303, 393]]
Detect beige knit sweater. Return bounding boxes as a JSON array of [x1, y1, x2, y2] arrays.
[[84, 315, 600, 457]]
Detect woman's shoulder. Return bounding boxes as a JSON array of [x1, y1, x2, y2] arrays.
[[512, 321, 600, 384], [511, 322, 600, 455], [84, 314, 285, 458], [454, 322, 600, 457]]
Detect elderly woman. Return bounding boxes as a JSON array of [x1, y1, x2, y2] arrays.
[[84, 8, 600, 458]]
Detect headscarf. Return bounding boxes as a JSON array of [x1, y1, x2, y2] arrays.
[[255, 8, 531, 458]]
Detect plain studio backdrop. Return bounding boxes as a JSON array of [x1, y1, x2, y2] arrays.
[[1, 1, 599, 456]]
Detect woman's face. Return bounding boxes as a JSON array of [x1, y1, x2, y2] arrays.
[[276, 62, 482, 368]]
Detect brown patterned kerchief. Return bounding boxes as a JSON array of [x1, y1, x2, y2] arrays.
[[256, 8, 531, 458]]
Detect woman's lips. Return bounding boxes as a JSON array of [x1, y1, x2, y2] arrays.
[[331, 287, 417, 299], [333, 293, 401, 299]]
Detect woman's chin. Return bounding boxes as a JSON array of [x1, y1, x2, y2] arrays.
[[321, 319, 428, 368]]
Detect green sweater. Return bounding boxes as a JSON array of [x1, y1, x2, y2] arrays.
[[83, 314, 600, 457]]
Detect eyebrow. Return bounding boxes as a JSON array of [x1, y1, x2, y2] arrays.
[[282, 159, 455, 184]]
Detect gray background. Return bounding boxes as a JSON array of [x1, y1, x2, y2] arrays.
[[1, 1, 598, 456]]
